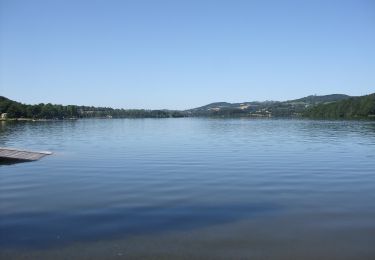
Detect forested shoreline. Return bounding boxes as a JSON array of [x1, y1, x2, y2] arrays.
[[1, 93, 374, 120], [303, 93, 375, 119], [0, 96, 185, 119]]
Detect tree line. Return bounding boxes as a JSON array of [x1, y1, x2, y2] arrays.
[[2, 93, 374, 120], [0, 96, 185, 119], [303, 93, 375, 119]]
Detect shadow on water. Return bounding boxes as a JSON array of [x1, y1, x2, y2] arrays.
[[0, 203, 280, 249], [0, 158, 32, 166]]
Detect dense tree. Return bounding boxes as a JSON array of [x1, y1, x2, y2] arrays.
[[303, 94, 375, 119], [0, 96, 186, 119]]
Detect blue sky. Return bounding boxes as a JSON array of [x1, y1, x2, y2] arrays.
[[0, 0, 374, 109]]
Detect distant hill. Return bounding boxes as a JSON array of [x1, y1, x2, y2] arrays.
[[186, 94, 353, 117], [190, 102, 235, 111], [288, 94, 351, 104], [303, 93, 375, 119]]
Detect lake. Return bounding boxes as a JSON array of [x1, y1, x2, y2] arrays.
[[1, 118, 375, 259]]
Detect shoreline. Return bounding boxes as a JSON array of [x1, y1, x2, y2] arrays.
[[1, 116, 374, 121], [0, 118, 78, 122]]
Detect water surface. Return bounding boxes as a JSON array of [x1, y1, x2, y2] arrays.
[[1, 119, 375, 259]]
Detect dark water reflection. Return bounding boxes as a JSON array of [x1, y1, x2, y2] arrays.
[[1, 119, 375, 258], [1, 203, 278, 248]]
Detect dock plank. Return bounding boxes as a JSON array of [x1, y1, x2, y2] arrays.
[[0, 147, 52, 161]]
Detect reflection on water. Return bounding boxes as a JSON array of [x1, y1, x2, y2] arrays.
[[1, 203, 278, 248], [1, 119, 375, 259]]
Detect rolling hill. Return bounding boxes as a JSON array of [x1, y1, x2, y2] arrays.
[[186, 94, 354, 117], [303, 93, 375, 119]]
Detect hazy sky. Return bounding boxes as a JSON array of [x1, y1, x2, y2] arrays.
[[0, 0, 374, 109]]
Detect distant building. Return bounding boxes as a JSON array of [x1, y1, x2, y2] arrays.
[[1, 113, 7, 119]]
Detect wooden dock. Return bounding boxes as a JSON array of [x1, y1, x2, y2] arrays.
[[0, 147, 52, 161]]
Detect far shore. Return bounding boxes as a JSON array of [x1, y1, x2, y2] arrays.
[[0, 118, 79, 122], [1, 116, 375, 122]]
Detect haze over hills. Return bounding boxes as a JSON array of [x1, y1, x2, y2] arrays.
[[1, 93, 374, 119]]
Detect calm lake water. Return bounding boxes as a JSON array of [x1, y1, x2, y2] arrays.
[[1, 118, 375, 259]]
